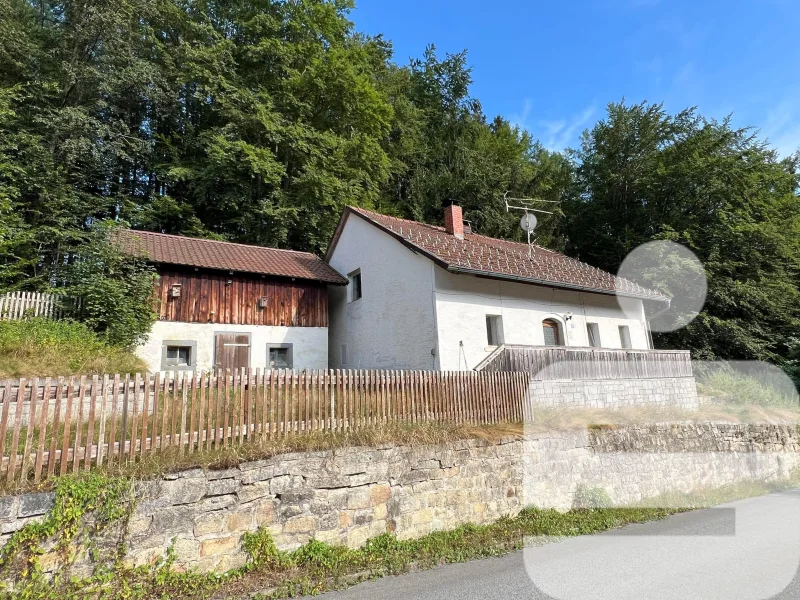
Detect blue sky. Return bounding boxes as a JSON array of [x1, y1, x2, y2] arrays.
[[351, 0, 800, 156]]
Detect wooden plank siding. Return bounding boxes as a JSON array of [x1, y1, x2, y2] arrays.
[[155, 268, 328, 327]]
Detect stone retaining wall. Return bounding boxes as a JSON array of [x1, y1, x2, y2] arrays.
[[1, 439, 523, 575], [528, 376, 699, 410], [0, 423, 797, 576], [524, 423, 800, 510]]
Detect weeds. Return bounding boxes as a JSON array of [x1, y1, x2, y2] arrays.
[[0, 421, 523, 495], [105, 505, 684, 599], [696, 365, 798, 407], [0, 318, 146, 378]]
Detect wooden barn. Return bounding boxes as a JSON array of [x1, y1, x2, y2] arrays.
[[116, 230, 347, 372]]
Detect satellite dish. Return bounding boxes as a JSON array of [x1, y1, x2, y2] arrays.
[[520, 212, 537, 233]]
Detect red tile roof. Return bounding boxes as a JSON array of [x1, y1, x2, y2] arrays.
[[116, 229, 347, 285], [333, 207, 668, 302]]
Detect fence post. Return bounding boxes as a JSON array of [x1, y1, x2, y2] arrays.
[[7, 378, 26, 483], [34, 378, 52, 483]]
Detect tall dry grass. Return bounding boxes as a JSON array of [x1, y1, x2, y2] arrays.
[[0, 318, 146, 378]]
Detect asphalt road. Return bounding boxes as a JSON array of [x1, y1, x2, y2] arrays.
[[302, 489, 800, 600]]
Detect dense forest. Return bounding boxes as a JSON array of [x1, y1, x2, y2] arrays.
[[1, 0, 799, 369]]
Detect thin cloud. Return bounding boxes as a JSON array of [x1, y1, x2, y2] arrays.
[[538, 106, 597, 152], [761, 97, 800, 157], [509, 98, 533, 130]]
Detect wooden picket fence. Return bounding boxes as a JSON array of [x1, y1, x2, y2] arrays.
[[0, 369, 528, 487], [0, 291, 81, 321]]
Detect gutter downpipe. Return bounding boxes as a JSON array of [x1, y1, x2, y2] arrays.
[[644, 298, 671, 350]]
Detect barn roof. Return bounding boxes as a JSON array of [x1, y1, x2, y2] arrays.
[[116, 229, 347, 285], [327, 206, 669, 302]]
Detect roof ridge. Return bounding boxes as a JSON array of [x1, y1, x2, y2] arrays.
[[349, 206, 447, 232], [121, 229, 321, 258]]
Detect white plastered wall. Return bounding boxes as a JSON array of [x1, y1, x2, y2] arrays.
[[433, 269, 650, 371], [136, 321, 328, 373], [327, 214, 438, 370]]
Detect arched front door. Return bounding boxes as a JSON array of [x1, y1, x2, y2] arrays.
[[542, 319, 561, 346]]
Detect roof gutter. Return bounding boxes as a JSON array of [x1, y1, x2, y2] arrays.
[[446, 266, 670, 304]]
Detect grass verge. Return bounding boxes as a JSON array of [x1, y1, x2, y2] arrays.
[[0, 318, 146, 378], [82, 505, 684, 600], [529, 402, 800, 432], [696, 365, 798, 408]]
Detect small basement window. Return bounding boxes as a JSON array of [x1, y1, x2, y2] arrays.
[[349, 269, 362, 302], [486, 315, 504, 346], [619, 325, 632, 349], [268, 344, 293, 369], [586, 323, 601, 348], [161, 340, 197, 371]]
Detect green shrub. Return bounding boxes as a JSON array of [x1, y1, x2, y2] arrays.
[[63, 221, 157, 348]]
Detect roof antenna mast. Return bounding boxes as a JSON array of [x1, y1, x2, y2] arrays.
[[503, 192, 560, 258]]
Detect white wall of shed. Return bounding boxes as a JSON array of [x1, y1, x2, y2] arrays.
[[136, 321, 328, 372]]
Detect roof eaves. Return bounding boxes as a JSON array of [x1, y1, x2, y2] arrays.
[[447, 266, 671, 304], [150, 260, 348, 285]]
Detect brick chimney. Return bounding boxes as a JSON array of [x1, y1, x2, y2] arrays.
[[443, 203, 464, 239]]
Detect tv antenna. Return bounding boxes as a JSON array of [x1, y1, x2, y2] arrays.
[[503, 192, 560, 258]]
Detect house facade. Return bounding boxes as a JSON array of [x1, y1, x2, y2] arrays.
[[117, 230, 347, 373], [326, 205, 670, 371]]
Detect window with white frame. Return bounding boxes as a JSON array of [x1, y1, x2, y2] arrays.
[[618, 325, 632, 349], [586, 323, 601, 348], [486, 315, 504, 346], [349, 269, 362, 302]]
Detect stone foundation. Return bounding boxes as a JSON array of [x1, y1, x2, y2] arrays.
[[527, 376, 699, 410]]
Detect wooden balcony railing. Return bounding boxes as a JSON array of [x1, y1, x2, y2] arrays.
[[475, 345, 694, 380]]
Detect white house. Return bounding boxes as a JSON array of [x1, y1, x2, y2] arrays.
[[117, 230, 347, 373], [325, 205, 670, 371]]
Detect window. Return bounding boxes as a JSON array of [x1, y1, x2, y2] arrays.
[[619, 325, 632, 349], [542, 319, 561, 346], [267, 343, 293, 369], [340, 344, 349, 366], [349, 269, 362, 302], [586, 323, 601, 348], [160, 340, 197, 370], [167, 346, 191, 366], [486, 315, 504, 346]]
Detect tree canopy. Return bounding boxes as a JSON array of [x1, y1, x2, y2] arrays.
[[1, 0, 799, 367], [567, 102, 800, 361]]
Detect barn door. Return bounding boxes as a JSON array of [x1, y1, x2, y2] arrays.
[[214, 333, 250, 371]]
